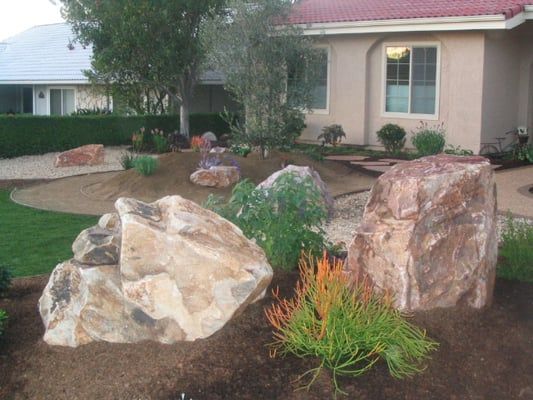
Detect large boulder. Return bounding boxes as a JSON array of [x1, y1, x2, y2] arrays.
[[190, 166, 240, 188], [54, 144, 104, 167], [257, 165, 334, 215], [345, 155, 498, 311], [39, 195, 273, 347]]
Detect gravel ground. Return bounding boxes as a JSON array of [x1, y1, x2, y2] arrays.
[[0, 146, 129, 179], [325, 191, 533, 247]]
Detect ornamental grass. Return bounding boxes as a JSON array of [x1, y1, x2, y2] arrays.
[[265, 253, 438, 395]]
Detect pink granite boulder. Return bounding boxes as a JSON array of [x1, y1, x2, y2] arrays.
[[345, 155, 498, 311], [55, 144, 104, 167], [190, 166, 240, 188]]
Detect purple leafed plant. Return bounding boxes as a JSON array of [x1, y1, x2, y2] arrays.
[[198, 139, 222, 170]]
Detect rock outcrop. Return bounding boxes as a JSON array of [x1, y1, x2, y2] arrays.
[[54, 144, 104, 167], [39, 196, 273, 347], [190, 166, 240, 188], [257, 165, 334, 215], [345, 155, 498, 311]]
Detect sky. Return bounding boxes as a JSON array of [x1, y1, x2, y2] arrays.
[[0, 0, 64, 41]]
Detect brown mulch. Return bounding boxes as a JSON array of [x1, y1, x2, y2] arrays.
[[0, 274, 532, 400]]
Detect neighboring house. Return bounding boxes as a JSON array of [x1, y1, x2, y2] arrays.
[[0, 23, 237, 116], [288, 0, 533, 153]]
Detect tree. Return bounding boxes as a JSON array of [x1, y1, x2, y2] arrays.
[[60, 0, 226, 136], [207, 0, 322, 158]]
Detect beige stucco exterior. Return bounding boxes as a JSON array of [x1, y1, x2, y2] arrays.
[[301, 22, 533, 153]]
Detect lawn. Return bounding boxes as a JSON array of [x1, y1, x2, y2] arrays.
[[0, 190, 97, 277]]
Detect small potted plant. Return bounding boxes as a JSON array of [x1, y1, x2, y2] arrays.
[[517, 126, 529, 145], [318, 124, 346, 147]]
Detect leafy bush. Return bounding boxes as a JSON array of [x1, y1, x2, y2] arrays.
[[190, 136, 207, 152], [498, 215, 533, 282], [71, 107, 112, 115], [318, 124, 346, 146], [411, 122, 446, 156], [151, 129, 170, 153], [131, 127, 146, 152], [0, 309, 7, 337], [229, 143, 252, 157], [444, 145, 474, 156], [514, 145, 533, 163], [198, 139, 222, 170], [0, 113, 232, 158], [120, 151, 138, 170], [133, 156, 159, 176], [0, 265, 12, 296], [266, 254, 438, 394], [205, 174, 327, 269], [376, 124, 406, 154]]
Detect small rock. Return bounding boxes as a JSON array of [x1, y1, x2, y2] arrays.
[[202, 131, 217, 142], [190, 166, 240, 188]]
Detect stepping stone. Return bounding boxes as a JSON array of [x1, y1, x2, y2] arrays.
[[325, 155, 370, 161], [350, 161, 391, 166], [362, 165, 393, 173], [379, 158, 408, 163]]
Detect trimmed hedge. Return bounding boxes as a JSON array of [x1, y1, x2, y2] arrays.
[[0, 113, 229, 158]]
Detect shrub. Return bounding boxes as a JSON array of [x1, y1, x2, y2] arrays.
[[131, 127, 146, 152], [498, 215, 533, 282], [411, 122, 446, 156], [120, 151, 138, 170], [0, 113, 232, 158], [229, 143, 252, 157], [205, 174, 327, 269], [133, 156, 159, 176], [191, 136, 207, 152], [376, 124, 406, 154], [514, 145, 533, 163], [198, 139, 222, 170], [266, 254, 438, 394], [0, 309, 7, 337], [318, 124, 346, 147], [151, 129, 170, 153], [444, 145, 474, 156], [0, 265, 12, 297]]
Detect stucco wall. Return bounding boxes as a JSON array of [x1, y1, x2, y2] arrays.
[[301, 31, 486, 152]]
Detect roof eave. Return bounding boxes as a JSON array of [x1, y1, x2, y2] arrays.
[[296, 12, 530, 36], [0, 80, 90, 85]]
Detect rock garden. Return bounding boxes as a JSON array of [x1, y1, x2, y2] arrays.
[[0, 131, 532, 399]]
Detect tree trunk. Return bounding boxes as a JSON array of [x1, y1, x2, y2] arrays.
[[180, 99, 190, 138]]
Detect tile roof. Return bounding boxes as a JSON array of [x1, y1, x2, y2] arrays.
[[0, 23, 92, 83], [287, 0, 533, 25]]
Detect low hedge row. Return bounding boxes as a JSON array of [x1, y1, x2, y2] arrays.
[[0, 113, 229, 158]]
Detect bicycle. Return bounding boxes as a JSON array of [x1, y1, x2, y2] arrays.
[[479, 128, 525, 156]]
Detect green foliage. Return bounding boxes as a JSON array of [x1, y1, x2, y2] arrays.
[[61, 0, 227, 134], [71, 107, 112, 115], [266, 255, 438, 395], [376, 124, 407, 154], [498, 215, 533, 282], [0, 309, 7, 337], [444, 145, 474, 156], [0, 113, 230, 158], [205, 174, 328, 269], [0, 190, 97, 277], [151, 129, 170, 153], [0, 265, 12, 297], [514, 145, 533, 163], [133, 156, 159, 176], [411, 122, 446, 157], [120, 151, 138, 170], [208, 0, 322, 157], [318, 124, 346, 146], [229, 143, 252, 157]]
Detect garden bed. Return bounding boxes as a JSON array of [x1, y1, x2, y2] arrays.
[[0, 273, 531, 399]]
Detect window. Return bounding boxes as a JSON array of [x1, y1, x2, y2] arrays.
[[287, 47, 329, 111], [50, 89, 75, 116], [384, 45, 438, 116]]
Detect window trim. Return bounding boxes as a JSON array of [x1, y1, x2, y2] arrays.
[[303, 44, 331, 115], [47, 87, 77, 116], [381, 42, 441, 120]]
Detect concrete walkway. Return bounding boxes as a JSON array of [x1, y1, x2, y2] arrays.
[[494, 165, 533, 218]]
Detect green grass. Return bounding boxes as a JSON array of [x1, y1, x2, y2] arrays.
[[497, 215, 533, 283], [0, 190, 98, 277]]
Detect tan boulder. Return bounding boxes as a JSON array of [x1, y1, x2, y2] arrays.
[[257, 165, 334, 215], [345, 155, 498, 311], [72, 226, 120, 265], [54, 144, 104, 167], [190, 166, 240, 188]]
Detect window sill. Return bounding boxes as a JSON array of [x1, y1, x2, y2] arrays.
[[381, 112, 439, 121], [304, 108, 330, 115]]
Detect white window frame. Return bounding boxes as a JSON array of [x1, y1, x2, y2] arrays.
[[304, 44, 331, 115], [381, 42, 441, 120], [47, 87, 77, 116]]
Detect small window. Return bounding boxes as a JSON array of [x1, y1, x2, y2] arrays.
[[50, 89, 75, 116], [385, 45, 438, 116], [288, 48, 329, 111]]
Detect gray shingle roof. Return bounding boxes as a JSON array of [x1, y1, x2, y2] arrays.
[[0, 22, 224, 85], [0, 23, 92, 83]]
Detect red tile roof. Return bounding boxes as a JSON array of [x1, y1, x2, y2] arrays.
[[287, 0, 532, 24]]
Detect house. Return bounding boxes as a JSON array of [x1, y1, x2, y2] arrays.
[[288, 0, 533, 153], [0, 23, 237, 116]]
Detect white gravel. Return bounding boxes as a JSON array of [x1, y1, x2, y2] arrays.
[[324, 191, 532, 247], [0, 146, 128, 179]]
